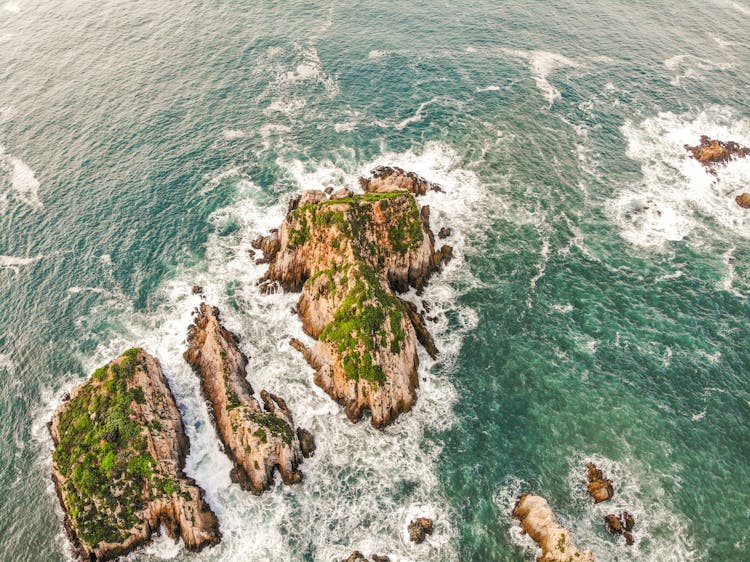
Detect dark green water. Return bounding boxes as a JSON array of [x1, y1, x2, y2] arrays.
[[1, 1, 748, 560]]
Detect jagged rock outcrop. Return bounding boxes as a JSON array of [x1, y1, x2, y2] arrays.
[[685, 136, 749, 172], [49, 348, 220, 561], [604, 512, 635, 546], [184, 303, 307, 494], [736, 193, 750, 208], [586, 463, 614, 503], [408, 517, 434, 544], [259, 169, 450, 428], [513, 495, 595, 562], [358, 165, 443, 195]]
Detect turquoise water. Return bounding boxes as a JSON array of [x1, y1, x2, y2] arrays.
[[1, 1, 749, 560]]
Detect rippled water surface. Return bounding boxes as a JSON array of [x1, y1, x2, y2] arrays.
[[1, 1, 748, 560]]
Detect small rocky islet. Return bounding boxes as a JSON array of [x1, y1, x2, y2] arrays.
[[684, 135, 750, 208], [49, 167, 450, 559], [48, 348, 220, 561]]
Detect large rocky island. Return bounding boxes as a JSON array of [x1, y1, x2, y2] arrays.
[[184, 302, 310, 493], [49, 348, 220, 561], [257, 166, 451, 428]]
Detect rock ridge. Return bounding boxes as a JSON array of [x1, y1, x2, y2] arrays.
[[184, 302, 306, 493]]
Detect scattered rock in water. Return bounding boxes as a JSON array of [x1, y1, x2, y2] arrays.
[[736, 193, 750, 208], [371, 555, 391, 562], [604, 512, 636, 546], [260, 173, 449, 428], [586, 462, 614, 503], [438, 226, 452, 239], [49, 348, 221, 560], [685, 135, 749, 172], [296, 427, 316, 458], [192, 284, 203, 295], [324, 186, 334, 195], [513, 494, 596, 562], [408, 517, 434, 544], [184, 303, 309, 494]]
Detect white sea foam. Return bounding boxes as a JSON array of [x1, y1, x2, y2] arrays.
[[278, 46, 339, 97], [200, 165, 246, 195], [719, 247, 744, 297], [475, 85, 501, 92], [731, 1, 750, 15], [222, 129, 248, 141], [394, 98, 439, 130], [0, 105, 15, 122], [0, 254, 42, 272], [611, 106, 750, 250], [664, 54, 733, 86], [0, 353, 15, 375], [0, 145, 43, 212], [39, 142, 487, 561], [503, 49, 578, 106]]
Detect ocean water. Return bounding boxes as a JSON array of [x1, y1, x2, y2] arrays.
[[1, 1, 749, 561]]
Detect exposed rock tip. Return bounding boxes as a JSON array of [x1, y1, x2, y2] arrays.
[[408, 517, 434, 544]]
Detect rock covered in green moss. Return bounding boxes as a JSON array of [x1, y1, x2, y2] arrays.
[[49, 348, 220, 561], [184, 303, 307, 494], [259, 169, 449, 428]]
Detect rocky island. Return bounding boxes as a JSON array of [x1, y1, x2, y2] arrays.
[[256, 166, 451, 428], [184, 303, 309, 493], [49, 348, 220, 561]]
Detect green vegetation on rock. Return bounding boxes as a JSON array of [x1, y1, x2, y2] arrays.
[[52, 349, 169, 547]]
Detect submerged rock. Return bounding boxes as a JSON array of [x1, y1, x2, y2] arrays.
[[408, 517, 434, 544], [685, 135, 749, 171], [736, 193, 750, 208], [260, 175, 448, 428], [49, 348, 220, 561], [513, 494, 595, 562], [184, 303, 308, 494], [586, 463, 614, 503]]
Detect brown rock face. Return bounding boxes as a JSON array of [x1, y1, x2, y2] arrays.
[[408, 517, 434, 544], [184, 303, 307, 494], [513, 495, 595, 562], [49, 349, 220, 561], [685, 136, 750, 172], [586, 463, 614, 503], [259, 179, 448, 428], [358, 166, 443, 195], [736, 193, 750, 208], [604, 512, 635, 546]]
